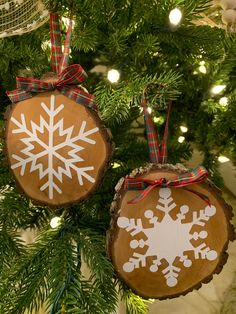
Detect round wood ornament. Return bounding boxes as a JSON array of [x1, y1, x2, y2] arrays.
[[5, 90, 112, 207], [107, 163, 235, 299]]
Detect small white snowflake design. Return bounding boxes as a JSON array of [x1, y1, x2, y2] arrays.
[[10, 95, 99, 199], [117, 187, 217, 287]]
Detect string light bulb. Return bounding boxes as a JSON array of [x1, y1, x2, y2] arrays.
[[50, 216, 63, 229], [178, 136, 185, 143], [147, 107, 152, 114], [211, 85, 226, 94], [41, 40, 51, 50], [180, 126, 188, 133], [219, 97, 228, 106], [107, 69, 120, 83], [169, 8, 182, 26], [218, 155, 230, 163], [199, 65, 207, 74], [112, 162, 121, 169], [61, 16, 75, 28], [153, 116, 164, 124]]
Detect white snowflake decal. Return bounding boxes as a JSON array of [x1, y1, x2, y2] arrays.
[[10, 95, 99, 199], [117, 187, 217, 287]]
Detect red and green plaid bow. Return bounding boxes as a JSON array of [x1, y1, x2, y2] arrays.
[[124, 166, 210, 204], [7, 64, 97, 110], [7, 13, 96, 110]]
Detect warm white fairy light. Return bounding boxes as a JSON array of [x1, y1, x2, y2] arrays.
[[219, 97, 228, 106], [61, 16, 75, 28], [107, 69, 120, 83], [180, 126, 188, 133], [218, 155, 230, 163], [41, 40, 51, 50], [153, 117, 161, 123], [178, 136, 185, 143], [147, 107, 152, 114], [169, 8, 182, 26], [199, 65, 207, 74], [211, 85, 226, 94], [112, 162, 121, 169], [50, 217, 63, 229]]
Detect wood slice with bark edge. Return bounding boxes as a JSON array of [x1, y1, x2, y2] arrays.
[[4, 87, 113, 208], [107, 163, 235, 300]]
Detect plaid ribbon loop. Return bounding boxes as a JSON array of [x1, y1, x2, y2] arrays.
[[7, 64, 97, 110], [124, 166, 210, 204], [141, 88, 171, 164], [50, 13, 73, 74]]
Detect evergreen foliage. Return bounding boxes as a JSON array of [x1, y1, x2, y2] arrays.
[[0, 0, 235, 313]]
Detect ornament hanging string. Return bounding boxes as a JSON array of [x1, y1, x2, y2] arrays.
[[124, 87, 210, 205], [50, 12, 73, 74], [141, 86, 171, 164], [50, 13, 63, 74], [7, 12, 96, 110]]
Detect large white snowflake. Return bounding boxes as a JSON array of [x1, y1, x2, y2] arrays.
[[10, 95, 99, 199], [117, 187, 217, 287]]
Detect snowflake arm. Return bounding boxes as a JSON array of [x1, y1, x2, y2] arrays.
[[53, 120, 99, 152], [77, 121, 99, 144], [11, 114, 48, 150], [194, 243, 217, 260], [123, 252, 147, 272], [11, 150, 47, 176], [117, 217, 144, 236], [156, 188, 176, 214], [53, 151, 95, 185], [162, 265, 181, 287], [191, 205, 216, 227]]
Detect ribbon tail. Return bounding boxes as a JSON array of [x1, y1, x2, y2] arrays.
[[50, 13, 62, 74], [59, 86, 97, 110], [6, 89, 33, 103], [59, 18, 73, 73], [58, 64, 88, 85], [127, 184, 158, 204], [141, 92, 160, 164], [159, 102, 171, 164], [170, 166, 209, 188]]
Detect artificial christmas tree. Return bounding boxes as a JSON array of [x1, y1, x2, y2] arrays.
[[0, 0, 236, 313]]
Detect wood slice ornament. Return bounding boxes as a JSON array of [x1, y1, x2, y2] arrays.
[[5, 13, 113, 208], [108, 89, 235, 300], [108, 163, 235, 299], [5, 87, 112, 207]]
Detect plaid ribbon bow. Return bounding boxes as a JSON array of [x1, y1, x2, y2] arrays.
[[6, 64, 97, 110], [124, 166, 210, 204], [7, 14, 96, 110]]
